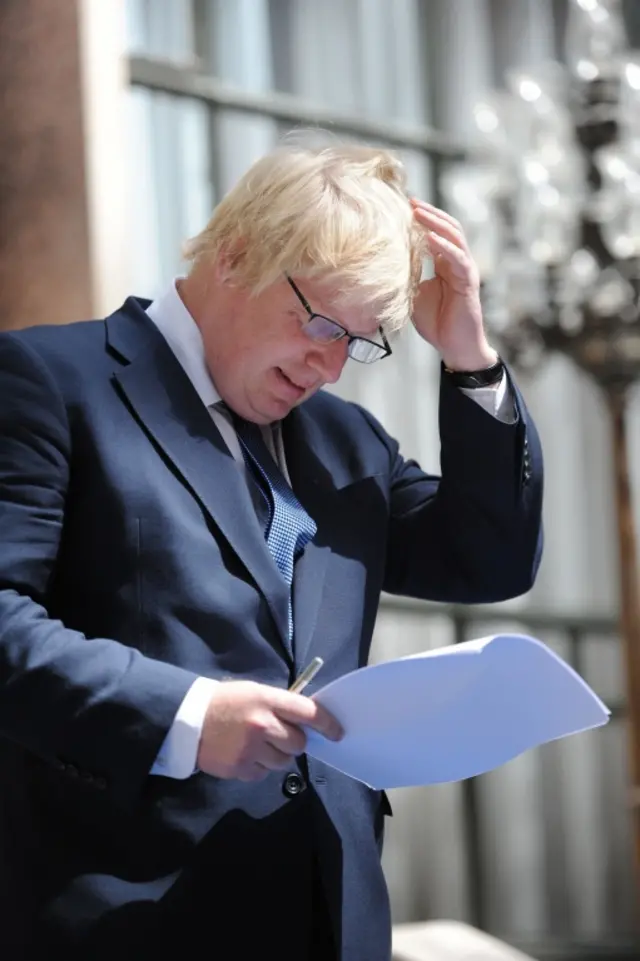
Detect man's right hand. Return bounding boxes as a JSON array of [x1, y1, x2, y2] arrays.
[[196, 680, 343, 781]]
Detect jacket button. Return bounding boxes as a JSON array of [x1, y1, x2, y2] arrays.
[[66, 764, 79, 778], [283, 772, 304, 798]]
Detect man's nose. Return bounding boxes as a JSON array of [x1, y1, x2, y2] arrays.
[[307, 338, 349, 384]]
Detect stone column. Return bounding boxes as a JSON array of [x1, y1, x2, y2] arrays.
[[0, 0, 92, 330]]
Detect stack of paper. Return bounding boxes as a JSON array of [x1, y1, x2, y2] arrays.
[[304, 634, 610, 788]]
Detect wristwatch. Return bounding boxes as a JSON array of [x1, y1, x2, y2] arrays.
[[442, 357, 505, 389]]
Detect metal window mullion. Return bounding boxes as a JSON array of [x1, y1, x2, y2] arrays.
[[206, 99, 222, 210], [128, 55, 470, 161], [191, 0, 213, 70]]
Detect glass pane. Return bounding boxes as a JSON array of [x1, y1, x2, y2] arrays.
[[203, 0, 279, 195], [126, 89, 213, 297], [355, 0, 429, 125], [213, 110, 278, 197], [305, 316, 345, 343], [348, 340, 386, 364], [207, 0, 274, 89], [125, 0, 197, 61], [285, 0, 361, 111], [268, 0, 430, 124]]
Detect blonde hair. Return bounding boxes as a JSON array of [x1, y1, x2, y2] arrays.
[[183, 133, 427, 332]]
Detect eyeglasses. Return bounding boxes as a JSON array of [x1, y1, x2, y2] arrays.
[[286, 277, 392, 364]]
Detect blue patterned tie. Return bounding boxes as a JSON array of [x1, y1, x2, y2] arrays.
[[230, 413, 317, 641]]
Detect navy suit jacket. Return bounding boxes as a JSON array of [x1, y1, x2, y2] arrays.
[[0, 297, 543, 960]]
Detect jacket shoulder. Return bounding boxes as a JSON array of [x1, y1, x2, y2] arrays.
[[0, 317, 106, 359]]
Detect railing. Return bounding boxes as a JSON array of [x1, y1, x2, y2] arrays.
[[378, 595, 638, 961]]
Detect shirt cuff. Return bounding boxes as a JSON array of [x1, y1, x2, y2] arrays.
[[459, 372, 516, 424], [150, 676, 220, 779]]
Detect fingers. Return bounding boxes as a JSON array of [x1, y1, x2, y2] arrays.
[[257, 741, 296, 770], [417, 223, 480, 292], [237, 723, 307, 781], [269, 689, 344, 742], [266, 718, 307, 756], [411, 197, 470, 255], [426, 232, 476, 284], [196, 681, 344, 782], [410, 196, 460, 229], [410, 196, 465, 235]]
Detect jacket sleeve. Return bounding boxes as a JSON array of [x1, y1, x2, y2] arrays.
[[0, 332, 198, 808], [367, 368, 543, 603]]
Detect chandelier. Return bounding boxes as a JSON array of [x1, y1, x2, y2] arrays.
[[441, 0, 640, 390], [440, 0, 640, 896]]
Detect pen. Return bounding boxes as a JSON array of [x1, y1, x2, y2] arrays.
[[289, 656, 324, 694]]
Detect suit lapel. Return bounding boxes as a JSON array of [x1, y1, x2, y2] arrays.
[[285, 398, 384, 672], [284, 406, 333, 670], [107, 302, 291, 657]]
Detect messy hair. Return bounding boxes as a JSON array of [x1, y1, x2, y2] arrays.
[[182, 132, 427, 333]]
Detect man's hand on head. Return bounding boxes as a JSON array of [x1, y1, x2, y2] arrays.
[[410, 198, 498, 373]]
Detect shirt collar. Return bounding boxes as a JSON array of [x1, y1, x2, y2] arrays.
[[145, 279, 221, 409]]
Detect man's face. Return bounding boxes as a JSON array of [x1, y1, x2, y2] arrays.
[[198, 275, 381, 424]]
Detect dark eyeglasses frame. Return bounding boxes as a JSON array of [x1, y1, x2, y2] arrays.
[[286, 276, 392, 364]]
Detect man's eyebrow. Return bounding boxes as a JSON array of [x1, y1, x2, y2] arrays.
[[304, 290, 382, 339]]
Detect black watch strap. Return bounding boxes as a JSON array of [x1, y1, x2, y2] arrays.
[[442, 358, 505, 389]]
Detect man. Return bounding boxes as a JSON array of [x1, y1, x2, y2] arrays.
[[0, 142, 543, 960]]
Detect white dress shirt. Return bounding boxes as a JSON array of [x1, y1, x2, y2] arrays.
[[146, 280, 515, 779]]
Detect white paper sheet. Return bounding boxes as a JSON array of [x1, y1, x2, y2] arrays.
[[304, 634, 610, 788]]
